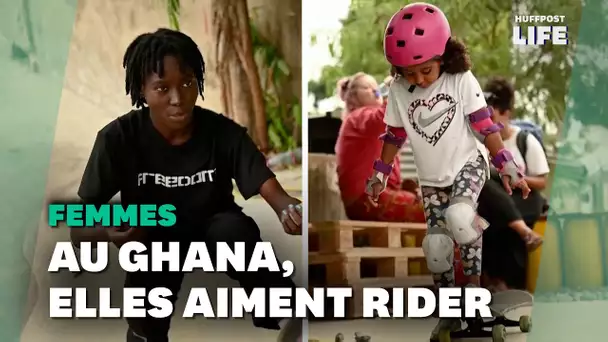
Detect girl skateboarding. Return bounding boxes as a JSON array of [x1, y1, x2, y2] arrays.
[[365, 3, 530, 339]]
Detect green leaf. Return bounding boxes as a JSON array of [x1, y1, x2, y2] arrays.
[[165, 0, 180, 31], [310, 34, 318, 45], [277, 60, 290, 76]]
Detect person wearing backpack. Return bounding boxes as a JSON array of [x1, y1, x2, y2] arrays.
[[479, 77, 550, 290], [484, 77, 549, 224]]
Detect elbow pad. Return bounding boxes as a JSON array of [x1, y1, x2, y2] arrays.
[[468, 107, 503, 141], [379, 126, 407, 148]]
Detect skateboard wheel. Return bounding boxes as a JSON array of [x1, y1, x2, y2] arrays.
[[437, 329, 451, 342], [334, 333, 344, 342], [492, 324, 506, 342], [519, 315, 532, 332]]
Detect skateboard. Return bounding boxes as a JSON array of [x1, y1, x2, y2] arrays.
[[432, 289, 533, 342], [335, 333, 371, 342]]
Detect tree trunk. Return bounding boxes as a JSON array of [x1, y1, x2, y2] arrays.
[[213, 9, 248, 128], [233, 0, 269, 152], [248, 0, 302, 146], [212, 0, 269, 152]]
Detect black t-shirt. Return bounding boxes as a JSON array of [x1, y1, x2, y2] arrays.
[[77, 106, 274, 232]]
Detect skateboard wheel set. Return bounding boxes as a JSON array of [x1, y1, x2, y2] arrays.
[[436, 314, 532, 342], [433, 289, 534, 342], [328, 332, 370, 342]]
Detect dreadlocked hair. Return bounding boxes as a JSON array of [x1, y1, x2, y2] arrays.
[[122, 28, 206, 108]]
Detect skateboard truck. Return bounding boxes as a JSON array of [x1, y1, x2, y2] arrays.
[[432, 314, 531, 342], [431, 289, 533, 342], [354, 332, 371, 342]]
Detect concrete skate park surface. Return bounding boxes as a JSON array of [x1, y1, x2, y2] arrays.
[[16, 1, 303, 341]]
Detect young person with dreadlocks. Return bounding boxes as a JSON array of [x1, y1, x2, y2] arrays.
[[69, 28, 302, 342]]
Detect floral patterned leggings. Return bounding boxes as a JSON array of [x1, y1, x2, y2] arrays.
[[421, 153, 487, 288]]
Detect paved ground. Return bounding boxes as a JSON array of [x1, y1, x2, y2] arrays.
[[309, 307, 532, 342], [309, 300, 608, 342]]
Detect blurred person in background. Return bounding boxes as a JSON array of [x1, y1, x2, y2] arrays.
[[335, 72, 425, 222], [485, 77, 547, 246], [480, 76, 549, 291]]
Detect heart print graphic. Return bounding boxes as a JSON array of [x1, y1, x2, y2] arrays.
[[407, 93, 457, 146]]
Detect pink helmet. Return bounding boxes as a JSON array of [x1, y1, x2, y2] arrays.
[[383, 3, 451, 68]]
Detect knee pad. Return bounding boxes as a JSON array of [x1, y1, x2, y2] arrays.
[[445, 202, 481, 245], [422, 234, 454, 273]]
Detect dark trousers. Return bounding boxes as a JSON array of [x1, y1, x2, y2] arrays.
[[125, 210, 296, 342], [478, 179, 542, 290]]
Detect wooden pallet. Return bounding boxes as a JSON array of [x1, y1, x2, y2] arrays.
[[309, 247, 429, 284], [308, 220, 427, 253], [308, 220, 431, 286]]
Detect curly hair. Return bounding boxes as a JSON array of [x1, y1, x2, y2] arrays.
[[391, 37, 472, 77], [441, 37, 472, 74], [484, 77, 515, 113]]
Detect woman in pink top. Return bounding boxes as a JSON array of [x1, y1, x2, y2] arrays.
[[335, 73, 425, 223]]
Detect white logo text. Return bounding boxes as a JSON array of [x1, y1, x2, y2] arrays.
[[137, 170, 216, 188], [513, 15, 568, 46]]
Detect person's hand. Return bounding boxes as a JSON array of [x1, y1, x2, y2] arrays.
[[107, 226, 146, 248], [501, 175, 531, 199], [365, 171, 387, 207], [280, 201, 302, 235], [71, 225, 145, 278], [494, 149, 530, 199]]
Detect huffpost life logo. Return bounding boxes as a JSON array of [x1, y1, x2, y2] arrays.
[[513, 15, 568, 46]]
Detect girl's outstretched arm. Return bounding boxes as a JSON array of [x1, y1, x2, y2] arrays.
[[468, 106, 530, 198], [458, 71, 529, 197], [377, 81, 408, 167], [366, 83, 408, 205], [379, 126, 406, 164]]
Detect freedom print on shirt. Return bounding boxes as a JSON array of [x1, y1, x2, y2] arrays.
[[137, 169, 217, 188]]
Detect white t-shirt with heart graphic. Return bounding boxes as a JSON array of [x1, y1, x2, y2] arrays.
[[384, 70, 489, 188]]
